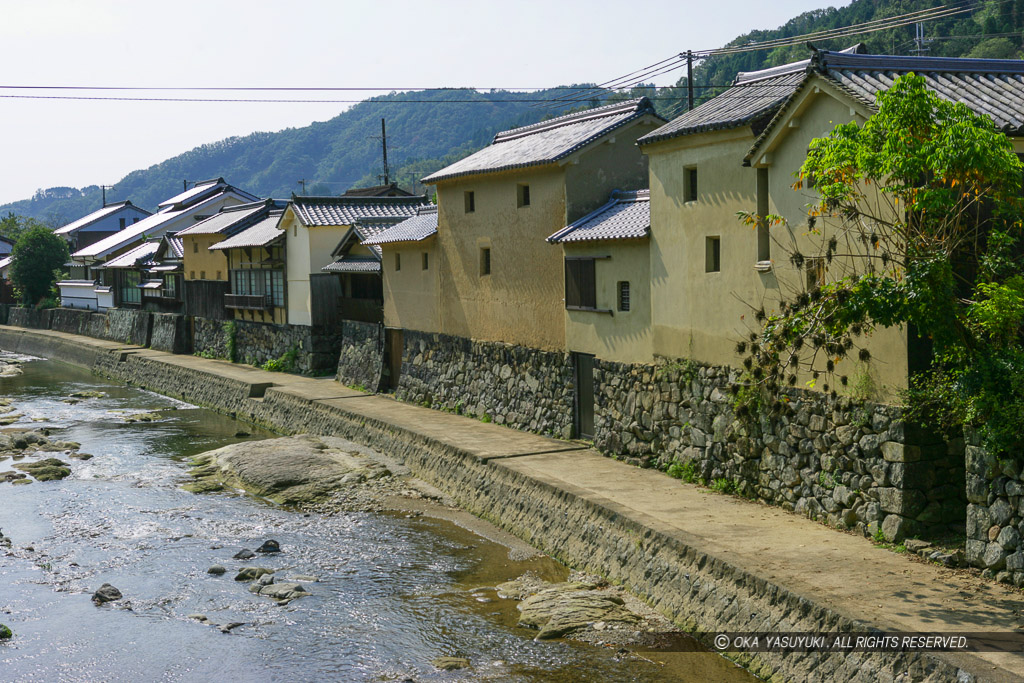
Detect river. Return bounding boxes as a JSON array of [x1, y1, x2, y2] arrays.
[[0, 354, 754, 682]]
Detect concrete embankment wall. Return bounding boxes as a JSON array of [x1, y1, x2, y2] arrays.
[[0, 326, 975, 683]]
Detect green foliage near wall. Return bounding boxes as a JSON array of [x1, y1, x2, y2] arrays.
[[740, 74, 1024, 455]]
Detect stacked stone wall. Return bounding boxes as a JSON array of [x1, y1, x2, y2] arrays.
[[335, 320, 383, 390], [8, 307, 52, 329], [965, 432, 1024, 584], [192, 317, 340, 375], [150, 313, 191, 354], [395, 330, 575, 438], [592, 359, 964, 541]]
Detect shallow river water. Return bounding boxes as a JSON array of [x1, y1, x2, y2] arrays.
[[0, 355, 753, 682]]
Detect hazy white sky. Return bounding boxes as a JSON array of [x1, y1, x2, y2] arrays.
[[0, 0, 847, 205]]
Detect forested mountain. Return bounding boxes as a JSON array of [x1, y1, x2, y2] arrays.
[[5, 0, 1022, 225]]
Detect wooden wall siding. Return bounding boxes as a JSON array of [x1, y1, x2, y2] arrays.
[[185, 280, 229, 320], [310, 273, 341, 327]]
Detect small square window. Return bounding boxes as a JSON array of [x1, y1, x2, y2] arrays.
[[618, 281, 630, 312], [190, 271, 195, 279], [119, 218, 126, 229], [422, 252, 429, 270], [395, 253, 401, 271], [193, 241, 198, 253], [685, 167, 698, 202], [200, 271, 206, 279], [464, 191, 475, 213], [517, 184, 530, 208], [480, 247, 491, 276], [216, 271, 222, 280], [705, 236, 720, 273]]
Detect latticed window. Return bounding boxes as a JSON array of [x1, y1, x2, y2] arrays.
[[618, 281, 630, 312], [120, 270, 141, 305]]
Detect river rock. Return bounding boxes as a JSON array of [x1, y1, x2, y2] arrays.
[[431, 657, 471, 671], [256, 540, 280, 553], [188, 614, 209, 622], [207, 565, 226, 575], [254, 582, 310, 603], [69, 391, 106, 399], [14, 458, 71, 481], [0, 624, 11, 639], [233, 549, 256, 560], [516, 585, 639, 640], [92, 583, 122, 604], [123, 412, 160, 423], [234, 567, 274, 582], [184, 435, 391, 505], [219, 622, 245, 633]]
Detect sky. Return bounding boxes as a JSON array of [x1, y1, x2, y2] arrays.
[[0, 0, 849, 205]]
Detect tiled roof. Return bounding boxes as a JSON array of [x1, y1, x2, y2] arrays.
[[422, 98, 664, 184], [53, 201, 151, 236], [210, 212, 285, 251], [638, 46, 865, 146], [341, 183, 414, 197], [73, 186, 258, 260], [746, 50, 1024, 162], [97, 241, 160, 269], [175, 202, 266, 236], [157, 178, 258, 209], [291, 194, 429, 226], [547, 190, 650, 243], [819, 50, 1024, 132], [362, 205, 438, 245], [322, 257, 381, 273]]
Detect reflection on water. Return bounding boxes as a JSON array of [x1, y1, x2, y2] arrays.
[[0, 356, 753, 682]]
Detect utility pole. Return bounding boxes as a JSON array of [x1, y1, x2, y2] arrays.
[[687, 50, 694, 112], [100, 185, 113, 207], [911, 22, 931, 55], [380, 118, 390, 186], [297, 179, 308, 195]]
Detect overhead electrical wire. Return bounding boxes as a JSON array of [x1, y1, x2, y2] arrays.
[[0, 1, 1001, 108]]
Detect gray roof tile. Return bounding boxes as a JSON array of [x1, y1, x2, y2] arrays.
[[291, 195, 428, 226], [746, 50, 1024, 162], [210, 212, 285, 251], [547, 190, 650, 243], [322, 257, 381, 273], [423, 98, 663, 184], [362, 206, 438, 245], [97, 241, 160, 269], [54, 200, 151, 236], [175, 202, 266, 236]]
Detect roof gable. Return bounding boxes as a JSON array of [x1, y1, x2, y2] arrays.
[[53, 201, 152, 236], [747, 50, 1024, 164], [422, 98, 664, 184]]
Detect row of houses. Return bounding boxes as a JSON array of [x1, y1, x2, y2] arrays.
[[56, 180, 428, 328], [52, 46, 1024, 440]]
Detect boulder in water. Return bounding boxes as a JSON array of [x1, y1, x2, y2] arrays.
[[233, 549, 255, 560], [234, 567, 274, 582], [256, 539, 280, 553], [207, 565, 226, 575], [92, 583, 122, 604]]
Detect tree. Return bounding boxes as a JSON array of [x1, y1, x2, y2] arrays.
[[10, 225, 69, 307], [0, 212, 49, 244], [739, 74, 1024, 453]]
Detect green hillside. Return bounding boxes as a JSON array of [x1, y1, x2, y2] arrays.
[[5, 0, 1023, 225]]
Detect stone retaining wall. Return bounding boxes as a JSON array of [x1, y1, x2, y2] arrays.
[[335, 320, 383, 390], [5, 331, 972, 683], [8, 307, 52, 329], [593, 359, 964, 541], [150, 313, 191, 354], [193, 317, 341, 375], [965, 432, 1024, 585], [396, 331, 575, 438]]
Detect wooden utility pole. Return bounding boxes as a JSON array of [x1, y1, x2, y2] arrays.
[[100, 185, 113, 207], [687, 50, 694, 111], [380, 118, 390, 186]]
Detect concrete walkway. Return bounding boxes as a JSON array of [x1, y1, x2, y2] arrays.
[[5, 326, 1024, 681]]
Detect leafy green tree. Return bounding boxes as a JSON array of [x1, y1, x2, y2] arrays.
[[10, 225, 69, 307], [740, 74, 1024, 453], [0, 212, 49, 244]]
